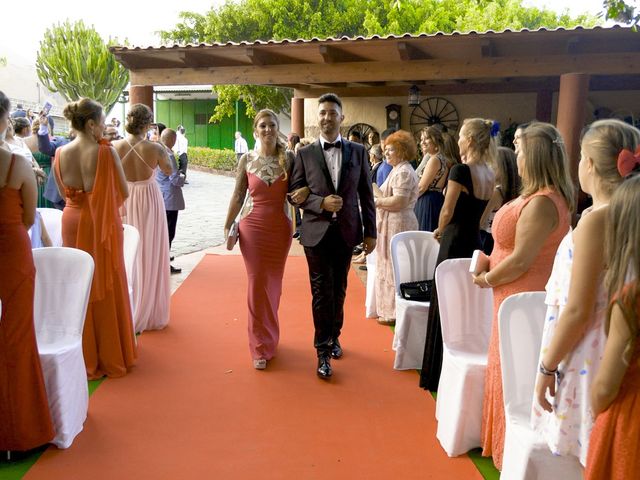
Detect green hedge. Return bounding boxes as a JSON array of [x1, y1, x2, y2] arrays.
[[188, 147, 236, 171]]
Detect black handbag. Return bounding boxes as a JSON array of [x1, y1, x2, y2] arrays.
[[399, 279, 433, 302]]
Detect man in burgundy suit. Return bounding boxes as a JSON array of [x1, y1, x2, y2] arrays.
[[290, 93, 377, 379]]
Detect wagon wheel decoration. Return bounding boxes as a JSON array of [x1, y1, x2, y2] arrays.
[[410, 97, 460, 134], [347, 123, 378, 150]]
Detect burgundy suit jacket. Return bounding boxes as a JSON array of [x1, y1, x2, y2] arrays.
[[290, 139, 376, 248]]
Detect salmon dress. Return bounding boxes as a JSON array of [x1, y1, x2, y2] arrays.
[[54, 141, 136, 379], [121, 141, 170, 332], [238, 151, 292, 361], [0, 155, 55, 450], [481, 189, 570, 470], [586, 284, 640, 480]]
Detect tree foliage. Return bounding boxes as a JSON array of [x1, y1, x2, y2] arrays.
[[36, 21, 129, 114], [159, 0, 598, 120], [605, 0, 639, 27]]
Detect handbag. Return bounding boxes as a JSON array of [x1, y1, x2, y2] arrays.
[[226, 221, 239, 250], [399, 279, 433, 302], [226, 193, 248, 251]]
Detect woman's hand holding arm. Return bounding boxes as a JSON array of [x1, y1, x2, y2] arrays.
[[376, 193, 410, 212]]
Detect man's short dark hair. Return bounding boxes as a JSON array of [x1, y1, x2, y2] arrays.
[[348, 130, 362, 141], [156, 122, 167, 135], [318, 93, 342, 109], [381, 128, 397, 141]]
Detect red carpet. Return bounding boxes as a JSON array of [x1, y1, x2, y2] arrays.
[[25, 254, 481, 479]]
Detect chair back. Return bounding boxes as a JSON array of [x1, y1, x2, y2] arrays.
[[33, 247, 94, 344], [122, 224, 140, 289], [37, 208, 63, 247], [436, 258, 493, 355], [390, 231, 439, 296], [498, 291, 547, 420]]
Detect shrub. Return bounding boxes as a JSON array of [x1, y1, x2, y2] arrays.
[[187, 147, 236, 172]]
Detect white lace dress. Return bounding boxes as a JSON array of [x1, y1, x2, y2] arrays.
[[531, 230, 607, 465]]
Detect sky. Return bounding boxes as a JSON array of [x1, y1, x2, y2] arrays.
[[0, 0, 614, 67]]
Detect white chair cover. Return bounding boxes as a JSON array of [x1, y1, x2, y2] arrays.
[[37, 207, 63, 247], [365, 250, 377, 318], [390, 231, 439, 370], [499, 292, 582, 479], [435, 258, 493, 456], [122, 224, 140, 333], [33, 247, 94, 449]]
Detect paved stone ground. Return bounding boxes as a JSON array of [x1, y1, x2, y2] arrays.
[[170, 169, 235, 257]]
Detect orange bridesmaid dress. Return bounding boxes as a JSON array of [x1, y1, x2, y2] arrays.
[[585, 294, 640, 480], [0, 154, 55, 450], [481, 189, 570, 470], [54, 141, 136, 379]]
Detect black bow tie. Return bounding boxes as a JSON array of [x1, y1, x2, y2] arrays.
[[323, 141, 341, 151]]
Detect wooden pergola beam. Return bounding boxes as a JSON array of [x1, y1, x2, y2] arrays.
[[130, 53, 640, 87]]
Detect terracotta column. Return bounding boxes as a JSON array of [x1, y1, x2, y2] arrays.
[[556, 73, 590, 215], [535, 89, 553, 123], [129, 85, 154, 112], [291, 97, 305, 137]]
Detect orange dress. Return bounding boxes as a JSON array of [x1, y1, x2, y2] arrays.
[[0, 155, 55, 450], [481, 189, 570, 470], [585, 293, 640, 480], [54, 142, 136, 379]]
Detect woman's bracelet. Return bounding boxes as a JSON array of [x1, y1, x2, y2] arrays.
[[484, 272, 495, 288], [539, 361, 558, 376]]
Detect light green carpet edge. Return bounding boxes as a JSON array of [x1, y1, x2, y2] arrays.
[[0, 378, 104, 480]]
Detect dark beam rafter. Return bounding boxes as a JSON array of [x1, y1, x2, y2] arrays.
[[397, 41, 431, 61], [245, 47, 303, 66], [319, 45, 369, 63]]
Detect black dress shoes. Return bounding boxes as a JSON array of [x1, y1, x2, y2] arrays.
[[170, 265, 182, 274], [317, 356, 332, 379], [331, 339, 343, 359]]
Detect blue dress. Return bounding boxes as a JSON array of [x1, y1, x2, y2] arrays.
[[414, 153, 447, 232]]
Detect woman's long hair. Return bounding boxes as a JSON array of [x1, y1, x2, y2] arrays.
[[604, 175, 640, 355], [519, 122, 575, 212]]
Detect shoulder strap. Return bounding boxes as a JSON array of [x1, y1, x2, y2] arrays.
[[123, 137, 153, 171], [53, 148, 65, 187], [6, 154, 16, 184]]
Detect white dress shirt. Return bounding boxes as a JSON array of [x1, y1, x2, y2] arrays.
[[319, 134, 343, 191]]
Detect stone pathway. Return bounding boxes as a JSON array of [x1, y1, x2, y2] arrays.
[[170, 168, 235, 257]]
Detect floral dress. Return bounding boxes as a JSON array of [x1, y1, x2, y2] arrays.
[[375, 161, 419, 319], [531, 230, 607, 466]]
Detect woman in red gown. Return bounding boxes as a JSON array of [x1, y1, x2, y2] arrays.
[[0, 91, 55, 453], [224, 110, 308, 370], [54, 98, 136, 379]]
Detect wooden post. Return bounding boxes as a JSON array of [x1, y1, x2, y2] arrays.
[[291, 97, 305, 137], [556, 73, 590, 214], [129, 85, 154, 112]]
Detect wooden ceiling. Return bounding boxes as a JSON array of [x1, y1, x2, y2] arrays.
[[111, 27, 640, 97]]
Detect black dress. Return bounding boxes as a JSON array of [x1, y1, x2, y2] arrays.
[[419, 163, 489, 391]]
